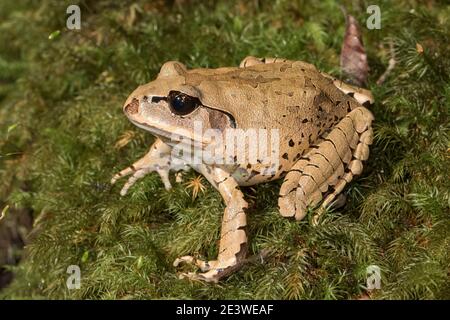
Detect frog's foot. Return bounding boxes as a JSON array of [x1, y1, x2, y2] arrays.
[[176, 256, 245, 283], [111, 138, 173, 194], [178, 264, 234, 283], [279, 106, 374, 221], [175, 167, 248, 283]]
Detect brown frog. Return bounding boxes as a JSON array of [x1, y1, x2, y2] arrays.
[[111, 56, 374, 282]]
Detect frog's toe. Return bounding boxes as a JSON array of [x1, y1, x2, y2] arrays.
[[111, 166, 135, 184], [173, 255, 213, 272], [156, 169, 172, 190], [178, 270, 222, 283], [119, 168, 152, 196]]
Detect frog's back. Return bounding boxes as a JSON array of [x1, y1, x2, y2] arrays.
[[185, 61, 361, 162]]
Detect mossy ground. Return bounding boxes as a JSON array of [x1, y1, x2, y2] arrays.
[[0, 0, 449, 299]]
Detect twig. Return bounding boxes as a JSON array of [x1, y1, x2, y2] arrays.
[[377, 40, 396, 85]]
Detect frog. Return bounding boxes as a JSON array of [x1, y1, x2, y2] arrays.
[[111, 56, 374, 283]]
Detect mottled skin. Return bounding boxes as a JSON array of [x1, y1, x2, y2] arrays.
[[112, 56, 374, 282]]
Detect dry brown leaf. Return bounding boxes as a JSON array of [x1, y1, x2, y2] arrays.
[[340, 14, 369, 86]]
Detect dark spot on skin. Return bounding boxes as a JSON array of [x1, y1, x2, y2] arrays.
[[247, 163, 252, 169], [125, 98, 139, 115], [294, 153, 302, 161], [308, 133, 313, 144], [289, 139, 295, 147], [305, 78, 314, 88], [302, 119, 308, 123], [209, 108, 236, 130], [288, 92, 294, 97], [363, 101, 372, 108], [347, 101, 352, 112], [248, 170, 259, 180], [275, 90, 282, 95], [347, 92, 355, 98], [282, 153, 289, 160], [334, 115, 339, 122], [278, 165, 283, 170], [143, 96, 148, 101], [151, 96, 167, 103], [283, 114, 287, 117], [318, 105, 323, 112]]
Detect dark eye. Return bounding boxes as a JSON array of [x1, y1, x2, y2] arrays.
[[167, 91, 200, 116]]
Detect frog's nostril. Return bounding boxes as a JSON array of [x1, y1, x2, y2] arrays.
[[125, 98, 139, 115]]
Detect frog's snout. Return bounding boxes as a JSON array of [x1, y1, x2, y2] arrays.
[[124, 98, 139, 115]]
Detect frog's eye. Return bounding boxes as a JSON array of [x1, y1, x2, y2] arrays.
[[167, 91, 200, 116]]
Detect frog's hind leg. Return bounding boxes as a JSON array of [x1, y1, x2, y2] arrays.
[[174, 167, 248, 283], [278, 107, 374, 221]]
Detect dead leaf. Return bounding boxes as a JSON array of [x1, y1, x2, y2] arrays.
[[340, 13, 369, 86]]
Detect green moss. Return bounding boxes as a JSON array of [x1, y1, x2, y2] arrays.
[[0, 0, 448, 299]]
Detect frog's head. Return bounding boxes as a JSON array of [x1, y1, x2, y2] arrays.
[[123, 61, 235, 146]]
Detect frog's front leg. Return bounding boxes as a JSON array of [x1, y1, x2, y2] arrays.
[[111, 138, 184, 194], [174, 166, 248, 283]]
